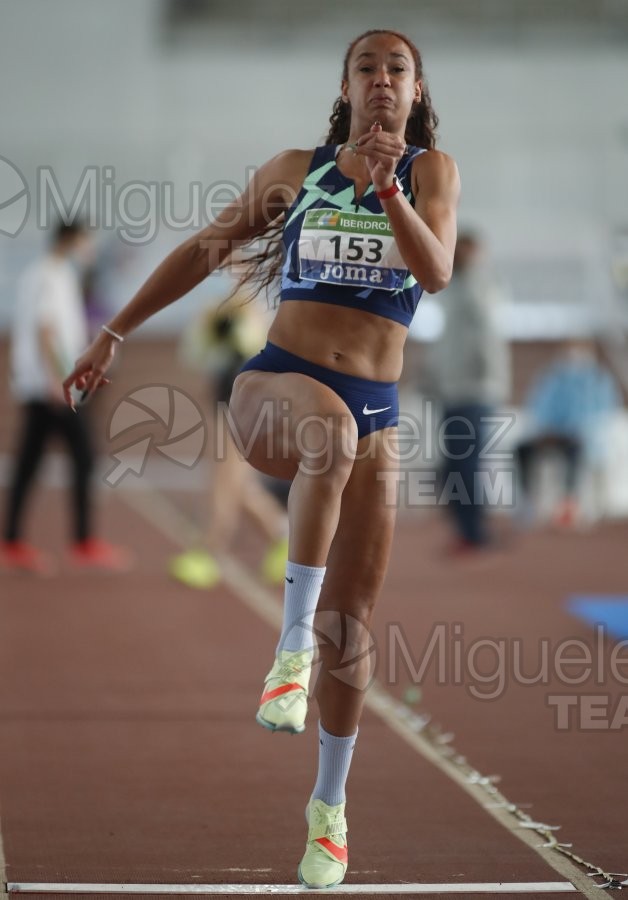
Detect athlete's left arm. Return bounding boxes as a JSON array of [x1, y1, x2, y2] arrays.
[[383, 150, 460, 293]]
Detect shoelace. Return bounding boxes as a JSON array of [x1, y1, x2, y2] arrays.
[[310, 808, 347, 840], [276, 654, 312, 680]]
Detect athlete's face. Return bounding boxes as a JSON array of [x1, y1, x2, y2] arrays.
[[342, 34, 422, 132]]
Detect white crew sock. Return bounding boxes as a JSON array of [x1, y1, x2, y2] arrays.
[[312, 721, 358, 806], [276, 561, 326, 654]]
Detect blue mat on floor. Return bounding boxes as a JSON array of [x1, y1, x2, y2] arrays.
[[567, 596, 628, 641]]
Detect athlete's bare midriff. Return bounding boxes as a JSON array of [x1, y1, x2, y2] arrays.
[[267, 298, 407, 383]]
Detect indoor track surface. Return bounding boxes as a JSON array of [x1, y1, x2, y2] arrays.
[[0, 482, 626, 899]]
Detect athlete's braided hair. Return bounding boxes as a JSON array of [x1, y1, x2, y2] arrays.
[[222, 30, 437, 302]]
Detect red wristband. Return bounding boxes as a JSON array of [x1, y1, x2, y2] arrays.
[[376, 176, 403, 200]]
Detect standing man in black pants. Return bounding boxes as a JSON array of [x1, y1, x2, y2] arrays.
[[1, 221, 130, 574]]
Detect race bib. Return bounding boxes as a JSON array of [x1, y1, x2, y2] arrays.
[[298, 208, 407, 292]]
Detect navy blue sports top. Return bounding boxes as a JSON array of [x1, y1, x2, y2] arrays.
[[280, 144, 426, 328]]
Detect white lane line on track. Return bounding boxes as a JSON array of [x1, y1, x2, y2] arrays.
[[0, 803, 7, 900], [118, 488, 597, 898], [6, 881, 577, 894]]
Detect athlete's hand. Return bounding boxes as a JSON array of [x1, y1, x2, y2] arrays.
[[354, 122, 406, 192], [63, 332, 115, 410]]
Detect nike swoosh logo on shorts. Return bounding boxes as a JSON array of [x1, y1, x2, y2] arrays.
[[362, 404, 392, 415]]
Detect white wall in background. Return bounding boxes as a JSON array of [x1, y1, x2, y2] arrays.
[[1, 0, 627, 330]]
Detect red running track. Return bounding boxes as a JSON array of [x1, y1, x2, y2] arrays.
[[0, 483, 626, 898]]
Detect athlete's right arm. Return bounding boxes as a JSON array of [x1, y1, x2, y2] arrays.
[[62, 150, 308, 406]]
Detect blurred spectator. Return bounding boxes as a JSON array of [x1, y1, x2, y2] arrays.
[[1, 221, 131, 574], [430, 231, 511, 554], [168, 292, 289, 589], [515, 339, 622, 528]]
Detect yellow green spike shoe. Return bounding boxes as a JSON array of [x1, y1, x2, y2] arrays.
[[298, 798, 348, 889], [260, 536, 289, 585], [168, 550, 221, 590], [255, 648, 313, 734]]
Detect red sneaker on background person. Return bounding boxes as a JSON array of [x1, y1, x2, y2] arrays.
[[68, 538, 134, 572], [0, 541, 57, 576], [443, 536, 487, 559], [551, 497, 580, 530]]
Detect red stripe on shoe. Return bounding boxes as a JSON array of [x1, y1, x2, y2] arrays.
[[315, 837, 348, 864], [260, 683, 302, 705]]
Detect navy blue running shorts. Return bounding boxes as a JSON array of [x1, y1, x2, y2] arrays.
[[238, 341, 399, 440]]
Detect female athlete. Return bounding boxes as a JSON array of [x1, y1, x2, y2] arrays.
[[63, 29, 460, 888]]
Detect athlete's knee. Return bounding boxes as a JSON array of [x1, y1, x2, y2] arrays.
[[296, 411, 358, 478], [315, 607, 376, 688], [320, 577, 383, 627]]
